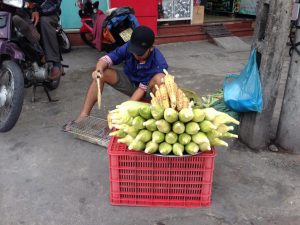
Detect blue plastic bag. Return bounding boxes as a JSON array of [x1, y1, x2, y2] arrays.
[[224, 48, 263, 113]]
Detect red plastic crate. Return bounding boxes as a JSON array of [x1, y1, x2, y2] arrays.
[[107, 136, 216, 208]]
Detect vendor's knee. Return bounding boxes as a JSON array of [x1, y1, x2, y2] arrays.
[[149, 73, 165, 88], [102, 69, 118, 83]]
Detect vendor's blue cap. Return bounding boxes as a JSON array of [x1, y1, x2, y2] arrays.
[[128, 26, 155, 56]]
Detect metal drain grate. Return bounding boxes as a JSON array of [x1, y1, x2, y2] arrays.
[[203, 24, 232, 38], [66, 116, 110, 147]]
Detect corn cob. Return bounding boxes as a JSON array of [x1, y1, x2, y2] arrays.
[[176, 88, 184, 111], [173, 82, 178, 95], [154, 85, 163, 106], [165, 77, 177, 109], [159, 84, 170, 108], [163, 69, 177, 109], [182, 94, 190, 109], [150, 92, 159, 105]]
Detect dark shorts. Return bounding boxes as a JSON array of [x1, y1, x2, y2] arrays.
[[110, 70, 151, 100]]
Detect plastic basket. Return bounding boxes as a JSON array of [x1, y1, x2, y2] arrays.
[[107, 136, 216, 208]]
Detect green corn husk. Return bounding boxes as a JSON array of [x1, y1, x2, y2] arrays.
[[178, 108, 194, 123], [172, 121, 185, 134], [139, 104, 152, 119], [185, 122, 200, 135], [156, 119, 171, 133], [117, 135, 134, 145], [199, 120, 217, 133], [143, 119, 157, 131], [117, 100, 147, 108], [206, 129, 222, 141], [202, 89, 240, 134], [185, 142, 200, 155], [192, 132, 210, 145], [213, 113, 240, 126], [132, 116, 145, 130], [111, 111, 132, 125], [178, 133, 192, 145], [150, 104, 164, 120], [199, 142, 212, 152], [145, 141, 159, 154], [135, 130, 152, 143], [164, 108, 179, 123], [210, 138, 229, 147], [116, 124, 130, 130], [127, 107, 140, 117], [123, 126, 139, 137], [111, 117, 133, 127], [202, 107, 222, 121], [158, 142, 173, 155], [152, 131, 165, 143], [128, 139, 146, 151], [109, 129, 127, 138], [221, 132, 238, 139], [165, 132, 178, 144], [114, 101, 150, 116], [192, 108, 206, 122], [216, 124, 234, 134], [172, 143, 184, 156]]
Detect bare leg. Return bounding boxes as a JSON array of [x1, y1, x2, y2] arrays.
[[76, 68, 118, 121]]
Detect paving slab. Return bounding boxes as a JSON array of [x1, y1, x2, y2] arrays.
[[213, 36, 251, 52]]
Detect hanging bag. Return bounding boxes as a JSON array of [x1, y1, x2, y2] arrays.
[[224, 48, 263, 113]]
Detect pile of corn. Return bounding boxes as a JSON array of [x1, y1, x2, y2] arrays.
[[107, 70, 240, 156], [150, 69, 190, 111]]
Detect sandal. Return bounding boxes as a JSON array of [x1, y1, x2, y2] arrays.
[[62, 120, 75, 132], [62, 116, 88, 132]]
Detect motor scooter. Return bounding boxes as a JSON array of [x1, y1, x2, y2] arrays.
[[77, 0, 100, 49], [0, 0, 68, 132], [76, 0, 139, 52]]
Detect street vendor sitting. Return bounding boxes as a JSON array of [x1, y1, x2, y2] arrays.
[[64, 26, 168, 130]]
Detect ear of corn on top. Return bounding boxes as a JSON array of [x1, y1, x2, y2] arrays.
[[152, 70, 190, 111]]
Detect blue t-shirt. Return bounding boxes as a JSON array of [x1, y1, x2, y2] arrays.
[[107, 42, 168, 87]]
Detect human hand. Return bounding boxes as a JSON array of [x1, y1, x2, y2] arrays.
[[31, 12, 39, 26], [92, 69, 103, 80]]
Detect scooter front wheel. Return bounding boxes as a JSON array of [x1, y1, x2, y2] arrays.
[[0, 60, 24, 132], [58, 29, 72, 53], [80, 31, 95, 49]]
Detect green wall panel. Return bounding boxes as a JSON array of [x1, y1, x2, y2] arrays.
[[61, 1, 109, 29]]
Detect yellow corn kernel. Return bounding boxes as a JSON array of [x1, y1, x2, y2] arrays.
[[182, 94, 190, 109], [176, 88, 184, 111], [155, 85, 163, 106], [173, 82, 178, 94], [159, 84, 170, 109], [150, 92, 158, 105], [164, 75, 177, 109]]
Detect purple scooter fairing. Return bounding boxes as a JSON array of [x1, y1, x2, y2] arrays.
[[0, 40, 25, 60], [0, 11, 24, 60]]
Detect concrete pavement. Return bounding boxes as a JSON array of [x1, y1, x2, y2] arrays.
[[0, 38, 299, 225]]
